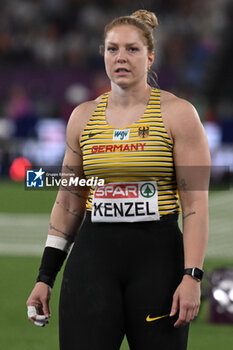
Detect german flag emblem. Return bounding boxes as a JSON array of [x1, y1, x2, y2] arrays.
[[138, 126, 149, 138]]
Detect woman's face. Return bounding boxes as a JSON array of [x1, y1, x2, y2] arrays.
[[104, 25, 154, 88]]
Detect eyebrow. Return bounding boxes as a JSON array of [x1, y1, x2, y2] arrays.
[[106, 42, 139, 46]]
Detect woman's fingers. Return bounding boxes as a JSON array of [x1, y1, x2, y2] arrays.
[[27, 305, 49, 327]]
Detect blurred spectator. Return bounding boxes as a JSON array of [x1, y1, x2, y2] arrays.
[[5, 84, 37, 138], [6, 84, 33, 121]]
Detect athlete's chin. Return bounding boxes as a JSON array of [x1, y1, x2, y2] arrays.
[[113, 78, 135, 89]]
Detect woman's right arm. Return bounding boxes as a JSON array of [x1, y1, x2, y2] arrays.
[[26, 101, 96, 326]]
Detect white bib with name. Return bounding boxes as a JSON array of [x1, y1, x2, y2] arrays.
[[91, 181, 160, 223]]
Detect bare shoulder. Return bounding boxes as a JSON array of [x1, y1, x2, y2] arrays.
[[160, 90, 199, 121], [66, 94, 104, 140], [68, 96, 101, 127], [160, 90, 203, 139]]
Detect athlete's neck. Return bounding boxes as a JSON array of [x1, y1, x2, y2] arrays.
[[109, 83, 151, 108]]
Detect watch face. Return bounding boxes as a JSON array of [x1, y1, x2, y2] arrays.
[[194, 268, 203, 280], [184, 268, 204, 281]]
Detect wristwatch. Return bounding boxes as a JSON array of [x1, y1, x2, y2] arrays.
[[184, 267, 204, 281]]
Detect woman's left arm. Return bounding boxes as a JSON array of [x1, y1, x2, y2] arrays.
[[168, 99, 211, 327]]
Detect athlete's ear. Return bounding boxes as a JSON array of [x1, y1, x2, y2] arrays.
[[148, 51, 154, 70]]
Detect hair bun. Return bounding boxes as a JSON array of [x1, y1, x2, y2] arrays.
[[131, 9, 158, 29]]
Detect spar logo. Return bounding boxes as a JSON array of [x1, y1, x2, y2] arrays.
[[94, 183, 156, 198], [94, 183, 139, 198]]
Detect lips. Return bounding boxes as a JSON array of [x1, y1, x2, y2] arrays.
[[115, 68, 130, 73]]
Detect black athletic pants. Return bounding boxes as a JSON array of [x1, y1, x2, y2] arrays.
[[59, 213, 189, 350]]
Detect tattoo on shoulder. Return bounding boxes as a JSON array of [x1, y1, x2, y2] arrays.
[[66, 141, 81, 157], [183, 211, 196, 220], [49, 223, 69, 238]]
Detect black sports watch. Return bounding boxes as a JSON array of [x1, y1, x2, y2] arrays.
[[184, 267, 204, 282]]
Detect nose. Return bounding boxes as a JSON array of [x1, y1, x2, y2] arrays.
[[116, 48, 127, 62]]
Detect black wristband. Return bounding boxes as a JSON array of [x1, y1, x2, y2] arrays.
[[36, 247, 68, 288]]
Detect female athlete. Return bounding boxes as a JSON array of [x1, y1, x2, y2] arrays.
[[27, 9, 210, 350]]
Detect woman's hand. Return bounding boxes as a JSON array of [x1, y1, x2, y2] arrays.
[[170, 275, 201, 327], [26, 282, 52, 327]]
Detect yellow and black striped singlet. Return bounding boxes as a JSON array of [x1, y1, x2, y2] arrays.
[[80, 88, 180, 216]]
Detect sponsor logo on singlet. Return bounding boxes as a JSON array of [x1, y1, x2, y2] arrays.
[[88, 131, 104, 138], [113, 129, 130, 141], [91, 181, 160, 223], [91, 143, 146, 153]]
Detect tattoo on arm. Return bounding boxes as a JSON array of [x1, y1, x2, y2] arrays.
[[64, 164, 75, 172], [49, 223, 70, 238], [55, 200, 82, 218], [180, 178, 188, 192], [66, 141, 82, 157], [183, 211, 196, 220], [61, 184, 86, 198]]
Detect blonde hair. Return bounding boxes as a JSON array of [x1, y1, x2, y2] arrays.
[[100, 9, 159, 55]]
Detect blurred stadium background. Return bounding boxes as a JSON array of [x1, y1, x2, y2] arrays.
[[0, 0, 233, 349]]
